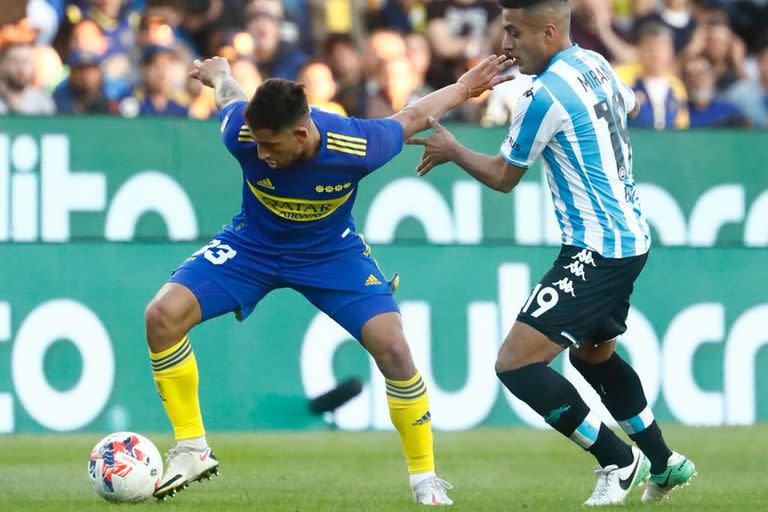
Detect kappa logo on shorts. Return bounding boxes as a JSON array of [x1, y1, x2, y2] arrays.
[[552, 277, 576, 297], [572, 249, 597, 267], [364, 274, 382, 286], [563, 261, 587, 281]]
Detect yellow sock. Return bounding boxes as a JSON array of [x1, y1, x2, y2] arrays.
[[149, 336, 205, 440], [386, 372, 435, 474]]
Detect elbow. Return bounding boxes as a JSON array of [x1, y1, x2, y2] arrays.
[[398, 107, 421, 138], [494, 173, 520, 193]]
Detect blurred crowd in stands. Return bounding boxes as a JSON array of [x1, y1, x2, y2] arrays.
[[0, 0, 766, 128]]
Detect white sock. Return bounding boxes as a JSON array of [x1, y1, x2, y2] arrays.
[[410, 471, 435, 487], [177, 436, 208, 450]]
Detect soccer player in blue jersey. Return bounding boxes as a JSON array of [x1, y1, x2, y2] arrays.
[[145, 53, 514, 503], [408, 0, 695, 506]]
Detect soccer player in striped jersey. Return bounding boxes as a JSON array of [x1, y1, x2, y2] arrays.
[[408, 0, 695, 506], [145, 55, 514, 504]]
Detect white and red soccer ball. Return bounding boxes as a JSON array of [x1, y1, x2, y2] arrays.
[[88, 432, 163, 503]]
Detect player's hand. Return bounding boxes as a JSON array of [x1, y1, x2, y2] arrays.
[[189, 56, 231, 88], [406, 117, 458, 177], [457, 54, 516, 98]]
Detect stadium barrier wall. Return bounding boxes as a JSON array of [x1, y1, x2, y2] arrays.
[[0, 119, 766, 433]]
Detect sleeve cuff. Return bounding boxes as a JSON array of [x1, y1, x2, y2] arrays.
[[500, 151, 530, 169]]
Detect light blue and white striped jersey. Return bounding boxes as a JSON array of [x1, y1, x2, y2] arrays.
[[500, 45, 651, 258]]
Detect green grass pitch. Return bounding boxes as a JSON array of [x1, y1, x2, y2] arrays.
[[1, 425, 766, 511]]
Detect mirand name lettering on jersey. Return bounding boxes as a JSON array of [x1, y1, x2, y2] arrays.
[[501, 45, 650, 259]]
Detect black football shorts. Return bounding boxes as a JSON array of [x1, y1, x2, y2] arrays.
[[517, 245, 648, 349]]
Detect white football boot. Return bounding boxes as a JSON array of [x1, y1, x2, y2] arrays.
[[584, 446, 650, 506], [412, 475, 454, 506], [153, 445, 219, 500]]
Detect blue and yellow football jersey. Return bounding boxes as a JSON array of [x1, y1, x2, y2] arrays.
[[218, 101, 404, 251]]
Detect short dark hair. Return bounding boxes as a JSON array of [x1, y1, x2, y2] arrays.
[[244, 78, 309, 132]]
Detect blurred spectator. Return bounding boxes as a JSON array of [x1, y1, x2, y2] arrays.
[[570, 0, 636, 64], [245, 0, 307, 80], [297, 60, 346, 115], [32, 44, 64, 91], [186, 74, 215, 119], [682, 55, 749, 127], [179, 0, 224, 56], [53, 49, 118, 114], [635, 0, 695, 52], [617, 22, 689, 129], [66, 0, 141, 86], [701, 20, 747, 92], [27, 0, 60, 44], [141, 2, 194, 53], [404, 33, 435, 98], [68, 17, 134, 88], [325, 33, 366, 117], [723, 38, 768, 127], [69, 19, 109, 55], [0, 42, 56, 115], [426, 0, 499, 88], [120, 45, 189, 117], [307, 0, 366, 51], [365, 55, 422, 118], [230, 57, 263, 99], [367, 0, 427, 34], [480, 68, 534, 126], [67, 0, 140, 56], [363, 28, 407, 81]]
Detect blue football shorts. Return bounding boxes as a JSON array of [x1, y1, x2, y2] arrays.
[[167, 230, 399, 341]]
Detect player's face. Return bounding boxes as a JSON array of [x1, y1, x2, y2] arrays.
[[249, 126, 307, 169], [501, 9, 550, 75]]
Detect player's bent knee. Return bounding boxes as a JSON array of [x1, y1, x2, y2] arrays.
[[144, 297, 194, 349], [371, 337, 411, 367]]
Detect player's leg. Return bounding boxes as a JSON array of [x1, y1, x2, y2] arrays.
[[149, 236, 275, 499], [501, 246, 652, 505], [496, 322, 638, 470], [146, 277, 236, 499], [570, 341, 695, 503], [356, 310, 452, 505], [145, 282, 205, 445], [290, 238, 450, 505], [496, 322, 649, 506]]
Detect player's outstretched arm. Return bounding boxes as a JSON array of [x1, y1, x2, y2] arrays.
[[407, 117, 525, 193], [389, 54, 515, 139], [189, 57, 248, 110]]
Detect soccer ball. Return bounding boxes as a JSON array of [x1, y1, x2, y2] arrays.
[[87, 432, 163, 503]]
